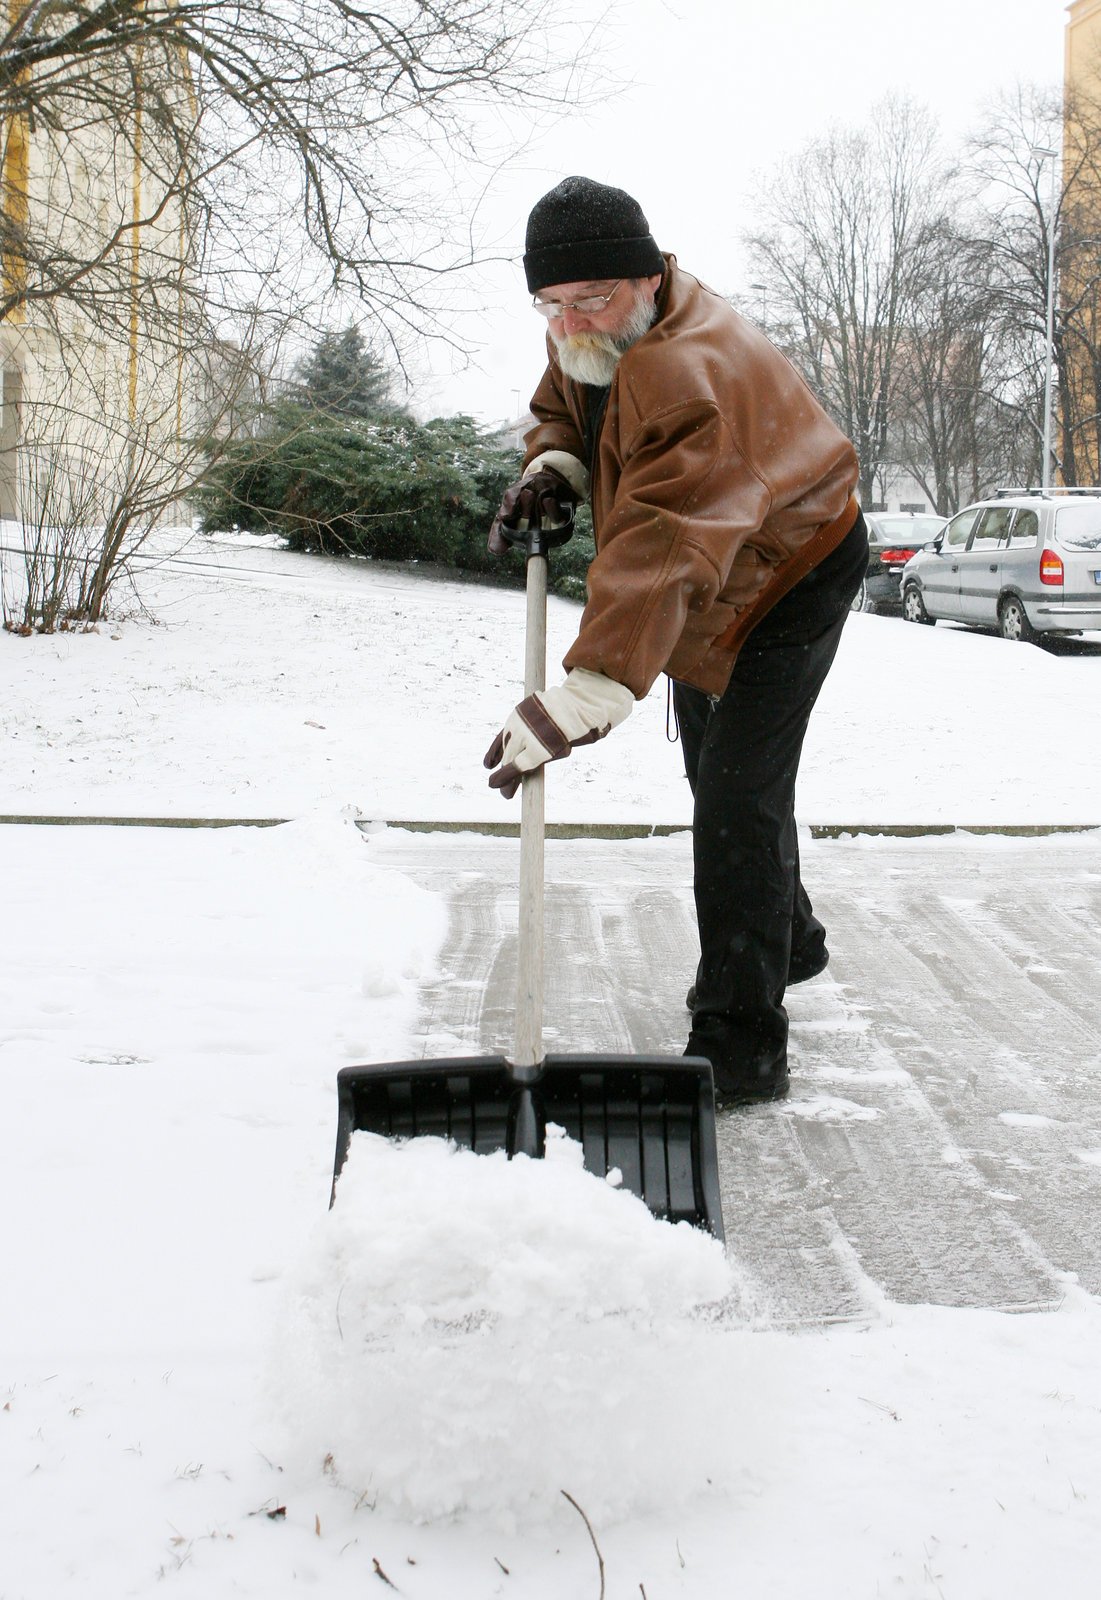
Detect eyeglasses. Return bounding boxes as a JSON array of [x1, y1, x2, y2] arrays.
[[532, 281, 623, 318]]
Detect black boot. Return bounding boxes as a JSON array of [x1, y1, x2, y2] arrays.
[[685, 1030, 790, 1107]]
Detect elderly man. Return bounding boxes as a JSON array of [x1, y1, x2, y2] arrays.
[[484, 176, 866, 1106]]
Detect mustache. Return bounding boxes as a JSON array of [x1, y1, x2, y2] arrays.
[[554, 330, 622, 359], [550, 291, 657, 383]]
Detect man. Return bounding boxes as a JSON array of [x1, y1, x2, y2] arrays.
[[483, 176, 866, 1105]]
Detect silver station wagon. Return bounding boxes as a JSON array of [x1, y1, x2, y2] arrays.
[[899, 490, 1101, 641]]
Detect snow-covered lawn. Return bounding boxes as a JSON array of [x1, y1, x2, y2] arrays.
[[4, 528, 1100, 824], [3, 532, 1101, 1598]]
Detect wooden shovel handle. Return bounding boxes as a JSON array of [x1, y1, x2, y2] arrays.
[[513, 553, 547, 1072]]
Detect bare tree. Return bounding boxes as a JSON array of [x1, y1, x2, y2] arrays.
[[889, 215, 1036, 512], [961, 86, 1063, 486], [1, 0, 591, 333], [745, 96, 949, 505], [1, 317, 264, 631], [962, 82, 1101, 489], [0, 0, 594, 627], [742, 86, 1094, 510]]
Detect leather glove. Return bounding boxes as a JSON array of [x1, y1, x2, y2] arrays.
[[487, 451, 589, 555], [483, 668, 633, 798]]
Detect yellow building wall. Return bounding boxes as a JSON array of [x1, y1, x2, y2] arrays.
[[1066, 0, 1101, 92], [1, 37, 199, 527]]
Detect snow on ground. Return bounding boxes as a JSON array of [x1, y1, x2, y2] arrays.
[[3, 528, 1100, 823], [3, 532, 1101, 1597]]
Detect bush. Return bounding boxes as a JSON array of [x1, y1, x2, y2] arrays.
[[197, 406, 508, 560], [196, 405, 594, 603]]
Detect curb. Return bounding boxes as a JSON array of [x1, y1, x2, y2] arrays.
[[0, 815, 1096, 840], [806, 823, 1099, 839]]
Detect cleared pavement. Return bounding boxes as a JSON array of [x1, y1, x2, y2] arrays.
[[369, 826, 1101, 1325]]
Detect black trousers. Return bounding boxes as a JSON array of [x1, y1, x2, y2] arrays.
[[673, 514, 868, 1080]]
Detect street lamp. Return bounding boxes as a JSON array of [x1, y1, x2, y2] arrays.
[[1031, 145, 1059, 494], [750, 282, 768, 323]]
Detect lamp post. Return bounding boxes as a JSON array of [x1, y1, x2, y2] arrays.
[[750, 281, 768, 324], [1031, 145, 1059, 494]]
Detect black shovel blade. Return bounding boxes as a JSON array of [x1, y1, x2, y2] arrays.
[[332, 1054, 724, 1240]]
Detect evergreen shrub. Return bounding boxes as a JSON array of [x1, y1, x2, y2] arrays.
[[198, 407, 594, 602], [196, 322, 593, 603]]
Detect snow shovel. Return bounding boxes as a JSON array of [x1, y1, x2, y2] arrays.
[[331, 519, 724, 1238]]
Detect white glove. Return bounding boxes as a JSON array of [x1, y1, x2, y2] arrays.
[[483, 668, 633, 798], [525, 451, 590, 500]]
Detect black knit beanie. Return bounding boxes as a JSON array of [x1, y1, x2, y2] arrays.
[[523, 176, 664, 294]]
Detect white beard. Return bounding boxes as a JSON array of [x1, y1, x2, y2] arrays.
[[551, 288, 657, 385]]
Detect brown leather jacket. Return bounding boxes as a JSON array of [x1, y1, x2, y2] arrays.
[[523, 256, 860, 698]]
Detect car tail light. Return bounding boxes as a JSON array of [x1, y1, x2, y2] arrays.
[[879, 547, 917, 564], [1039, 548, 1064, 586]]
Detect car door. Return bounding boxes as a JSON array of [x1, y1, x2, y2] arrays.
[[919, 507, 980, 619], [1001, 508, 1040, 610], [958, 506, 1015, 624]]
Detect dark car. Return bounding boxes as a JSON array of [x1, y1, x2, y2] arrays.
[[851, 512, 949, 614]]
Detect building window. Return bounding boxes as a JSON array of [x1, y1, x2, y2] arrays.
[[0, 366, 22, 520]]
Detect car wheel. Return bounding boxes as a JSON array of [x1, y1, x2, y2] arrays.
[[849, 577, 875, 613], [998, 595, 1037, 643], [901, 585, 934, 625]]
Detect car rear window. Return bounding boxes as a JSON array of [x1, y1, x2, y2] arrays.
[[1055, 502, 1101, 551], [874, 516, 943, 542]]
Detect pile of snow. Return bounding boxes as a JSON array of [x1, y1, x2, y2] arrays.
[[267, 1127, 735, 1525]]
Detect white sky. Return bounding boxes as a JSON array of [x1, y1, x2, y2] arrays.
[[417, 0, 1068, 426]]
